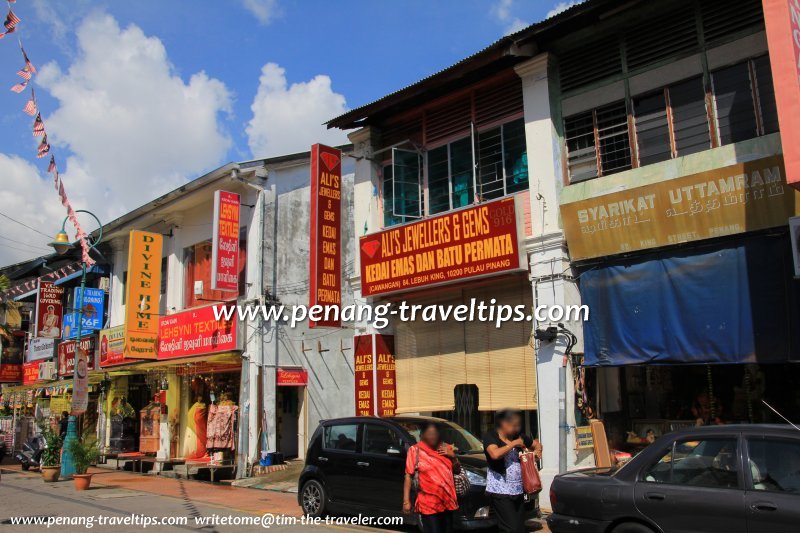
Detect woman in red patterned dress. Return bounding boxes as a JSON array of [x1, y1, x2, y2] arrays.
[[402, 422, 460, 533]]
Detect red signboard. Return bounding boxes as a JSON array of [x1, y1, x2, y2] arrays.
[[157, 303, 238, 360], [57, 337, 96, 378], [309, 144, 342, 327], [277, 367, 309, 386], [374, 335, 396, 417], [211, 190, 241, 291], [22, 361, 42, 385], [764, 0, 800, 189], [360, 197, 525, 296], [0, 364, 22, 383], [354, 335, 375, 416], [35, 280, 64, 338]]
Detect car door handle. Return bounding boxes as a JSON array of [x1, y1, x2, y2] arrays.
[[356, 461, 370, 467], [645, 492, 666, 501], [317, 456, 328, 462], [751, 502, 778, 512]]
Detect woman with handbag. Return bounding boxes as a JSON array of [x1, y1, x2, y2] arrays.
[[482, 410, 543, 533], [403, 422, 461, 533]]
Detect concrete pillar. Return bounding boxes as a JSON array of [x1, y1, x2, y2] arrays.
[[163, 215, 184, 315], [516, 54, 583, 509], [108, 238, 127, 326]]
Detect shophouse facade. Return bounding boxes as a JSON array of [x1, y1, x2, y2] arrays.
[[328, 0, 800, 506]]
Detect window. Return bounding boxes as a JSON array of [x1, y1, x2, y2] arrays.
[[383, 118, 527, 226], [363, 424, 402, 455], [184, 238, 246, 308], [643, 438, 739, 489], [565, 56, 777, 183], [323, 424, 358, 452], [711, 56, 778, 145], [748, 438, 800, 493], [633, 77, 711, 166], [382, 148, 422, 227], [565, 101, 632, 181], [427, 137, 474, 215], [476, 119, 529, 201]]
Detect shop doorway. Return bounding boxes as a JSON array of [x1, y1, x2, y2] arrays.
[[277, 386, 306, 459]]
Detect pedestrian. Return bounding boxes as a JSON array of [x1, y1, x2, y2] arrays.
[[403, 422, 459, 533], [59, 411, 69, 438], [483, 409, 543, 533]]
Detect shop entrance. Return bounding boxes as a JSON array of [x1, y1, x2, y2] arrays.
[[277, 386, 305, 459]]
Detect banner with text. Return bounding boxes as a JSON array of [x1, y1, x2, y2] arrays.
[[211, 190, 241, 292], [560, 156, 800, 261], [63, 287, 105, 339], [360, 196, 525, 296], [157, 303, 238, 360], [309, 144, 342, 327], [57, 337, 96, 378], [354, 335, 375, 416], [27, 337, 55, 362], [353, 334, 396, 417], [763, 0, 800, 189], [35, 280, 64, 339], [123, 230, 163, 359], [99, 325, 140, 367]]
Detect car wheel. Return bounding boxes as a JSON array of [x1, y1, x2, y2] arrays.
[[21, 462, 30, 471], [300, 479, 326, 518], [610, 522, 656, 533]]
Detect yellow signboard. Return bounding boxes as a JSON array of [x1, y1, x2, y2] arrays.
[[575, 425, 594, 449], [561, 156, 800, 261], [123, 231, 163, 359]]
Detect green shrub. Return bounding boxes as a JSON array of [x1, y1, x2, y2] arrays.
[[67, 435, 99, 475]]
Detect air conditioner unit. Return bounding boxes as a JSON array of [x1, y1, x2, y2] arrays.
[[194, 280, 204, 297], [38, 361, 56, 381]]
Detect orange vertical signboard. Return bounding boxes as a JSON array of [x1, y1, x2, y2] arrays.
[[124, 230, 163, 359], [764, 0, 800, 188]]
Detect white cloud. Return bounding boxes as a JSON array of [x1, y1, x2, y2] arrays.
[[21, 13, 232, 239], [0, 155, 68, 265], [241, 0, 279, 25], [492, 0, 529, 35], [246, 63, 349, 158], [546, 1, 583, 19]]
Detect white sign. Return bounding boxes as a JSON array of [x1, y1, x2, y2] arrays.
[[27, 337, 55, 362], [790, 216, 800, 278]]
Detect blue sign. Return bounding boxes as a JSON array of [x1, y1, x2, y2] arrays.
[[63, 287, 105, 339]]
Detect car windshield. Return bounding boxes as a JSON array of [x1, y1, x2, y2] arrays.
[[395, 420, 484, 455]]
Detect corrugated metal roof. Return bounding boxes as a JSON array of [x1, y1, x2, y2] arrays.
[[325, 0, 607, 130]]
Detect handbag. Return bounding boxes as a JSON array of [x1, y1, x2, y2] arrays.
[[453, 463, 471, 497], [519, 450, 542, 494]]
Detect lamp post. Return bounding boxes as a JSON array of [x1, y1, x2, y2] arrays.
[[49, 210, 102, 478]]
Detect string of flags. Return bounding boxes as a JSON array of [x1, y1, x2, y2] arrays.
[[3, 1, 95, 266]]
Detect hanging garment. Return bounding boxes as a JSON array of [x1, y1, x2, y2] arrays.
[[183, 402, 209, 460], [206, 404, 238, 450]]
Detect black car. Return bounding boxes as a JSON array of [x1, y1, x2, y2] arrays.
[[548, 424, 800, 533], [298, 416, 496, 530]]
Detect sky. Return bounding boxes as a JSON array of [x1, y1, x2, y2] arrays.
[[0, 0, 580, 266]]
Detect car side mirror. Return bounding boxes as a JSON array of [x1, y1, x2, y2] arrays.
[[387, 446, 402, 456]]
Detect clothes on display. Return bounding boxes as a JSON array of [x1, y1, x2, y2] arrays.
[[206, 404, 237, 450]]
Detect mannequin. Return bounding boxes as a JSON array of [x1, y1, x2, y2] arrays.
[[184, 380, 209, 460]]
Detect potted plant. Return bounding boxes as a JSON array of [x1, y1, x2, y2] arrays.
[[40, 425, 63, 482], [67, 435, 99, 490]]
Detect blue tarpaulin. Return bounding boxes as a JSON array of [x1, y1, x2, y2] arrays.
[[580, 234, 800, 366]]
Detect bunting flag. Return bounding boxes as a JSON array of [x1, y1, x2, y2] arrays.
[[23, 88, 36, 115], [32, 113, 45, 136], [3, 3, 96, 267], [37, 134, 50, 158], [3, 9, 20, 30], [20, 45, 35, 74]]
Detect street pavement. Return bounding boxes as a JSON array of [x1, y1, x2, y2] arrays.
[[0, 467, 401, 533], [0, 464, 551, 533]]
